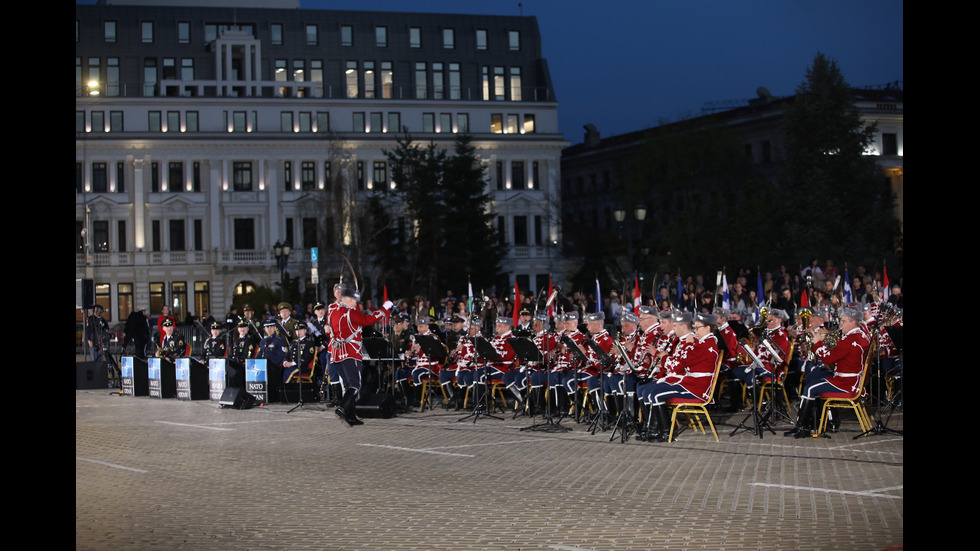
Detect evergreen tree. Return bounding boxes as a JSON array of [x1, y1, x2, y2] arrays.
[[375, 133, 504, 299], [780, 52, 900, 267]]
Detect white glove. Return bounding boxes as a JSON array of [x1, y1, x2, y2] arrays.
[[383, 300, 394, 311]]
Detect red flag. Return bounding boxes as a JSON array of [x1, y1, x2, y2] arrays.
[[882, 265, 890, 302], [383, 285, 390, 322], [513, 281, 520, 326], [633, 277, 641, 310], [800, 289, 810, 308], [547, 280, 555, 318]]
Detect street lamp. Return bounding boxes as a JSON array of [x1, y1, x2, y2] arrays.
[[274, 240, 291, 302], [613, 205, 647, 280]]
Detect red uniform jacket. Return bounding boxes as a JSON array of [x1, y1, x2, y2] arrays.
[[814, 327, 870, 394], [328, 304, 385, 362]]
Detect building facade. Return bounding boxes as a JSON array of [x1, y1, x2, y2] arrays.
[[76, 0, 567, 327]]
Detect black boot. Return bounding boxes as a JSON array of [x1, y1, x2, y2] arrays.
[[647, 405, 669, 442]]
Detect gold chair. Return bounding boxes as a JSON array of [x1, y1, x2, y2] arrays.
[[815, 342, 877, 436], [666, 355, 724, 442]]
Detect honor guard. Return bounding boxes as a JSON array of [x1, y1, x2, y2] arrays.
[[489, 317, 523, 409], [407, 316, 444, 387], [308, 302, 330, 389], [227, 319, 258, 388]]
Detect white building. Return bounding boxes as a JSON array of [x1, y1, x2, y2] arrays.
[[76, 0, 567, 326]]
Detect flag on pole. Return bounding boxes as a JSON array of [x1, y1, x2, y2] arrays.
[[801, 289, 810, 308], [756, 272, 765, 306], [676, 274, 683, 309], [513, 281, 520, 326], [383, 285, 390, 322], [547, 279, 556, 318], [467, 278, 474, 316], [882, 265, 890, 303], [843, 267, 852, 303], [595, 276, 603, 314], [721, 272, 731, 310], [633, 276, 641, 310]]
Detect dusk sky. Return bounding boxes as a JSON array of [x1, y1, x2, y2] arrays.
[[308, 0, 903, 144], [80, 0, 904, 144]]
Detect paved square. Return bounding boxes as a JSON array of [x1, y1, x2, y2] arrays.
[[76, 389, 903, 550]]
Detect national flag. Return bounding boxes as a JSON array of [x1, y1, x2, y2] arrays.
[[383, 285, 390, 322], [721, 272, 731, 310], [595, 277, 603, 314], [547, 280, 556, 318], [756, 272, 765, 305], [467, 278, 474, 315], [513, 281, 520, 326], [843, 268, 852, 303], [633, 276, 641, 310], [882, 265, 890, 303]]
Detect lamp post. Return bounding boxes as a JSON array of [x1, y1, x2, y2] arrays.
[[613, 205, 647, 279], [274, 240, 291, 302]]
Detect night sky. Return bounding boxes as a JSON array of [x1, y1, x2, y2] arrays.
[[307, 0, 903, 144], [79, 0, 904, 144]]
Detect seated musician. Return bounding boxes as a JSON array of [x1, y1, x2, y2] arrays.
[[603, 311, 641, 418], [526, 313, 557, 415], [785, 305, 870, 438], [202, 321, 227, 363], [637, 312, 720, 442], [227, 319, 258, 388], [439, 315, 467, 404], [446, 316, 483, 404], [282, 321, 317, 384], [407, 316, 444, 401], [157, 319, 187, 362], [729, 308, 791, 411], [257, 319, 287, 396], [553, 312, 584, 412], [488, 316, 519, 407], [567, 312, 614, 418]]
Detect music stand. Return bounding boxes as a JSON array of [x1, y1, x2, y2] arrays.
[[364, 336, 395, 396], [583, 338, 615, 434], [522, 331, 572, 434], [507, 337, 541, 419], [458, 337, 503, 423], [607, 340, 638, 443], [729, 344, 774, 438], [855, 325, 903, 439], [559, 335, 589, 423]]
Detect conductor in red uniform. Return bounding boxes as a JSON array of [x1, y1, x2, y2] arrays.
[[329, 287, 392, 426]]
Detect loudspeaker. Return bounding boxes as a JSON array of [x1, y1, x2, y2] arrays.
[[76, 361, 108, 390], [77, 278, 95, 309], [356, 392, 397, 418], [218, 387, 256, 409]]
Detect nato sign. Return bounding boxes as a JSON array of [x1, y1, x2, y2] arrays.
[[246, 358, 269, 404], [209, 358, 227, 401]]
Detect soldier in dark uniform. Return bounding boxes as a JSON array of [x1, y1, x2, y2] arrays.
[[202, 321, 228, 362], [257, 319, 287, 397], [157, 318, 188, 362], [227, 319, 258, 388], [85, 304, 111, 362], [282, 321, 317, 384], [308, 302, 330, 389], [276, 302, 297, 342]]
